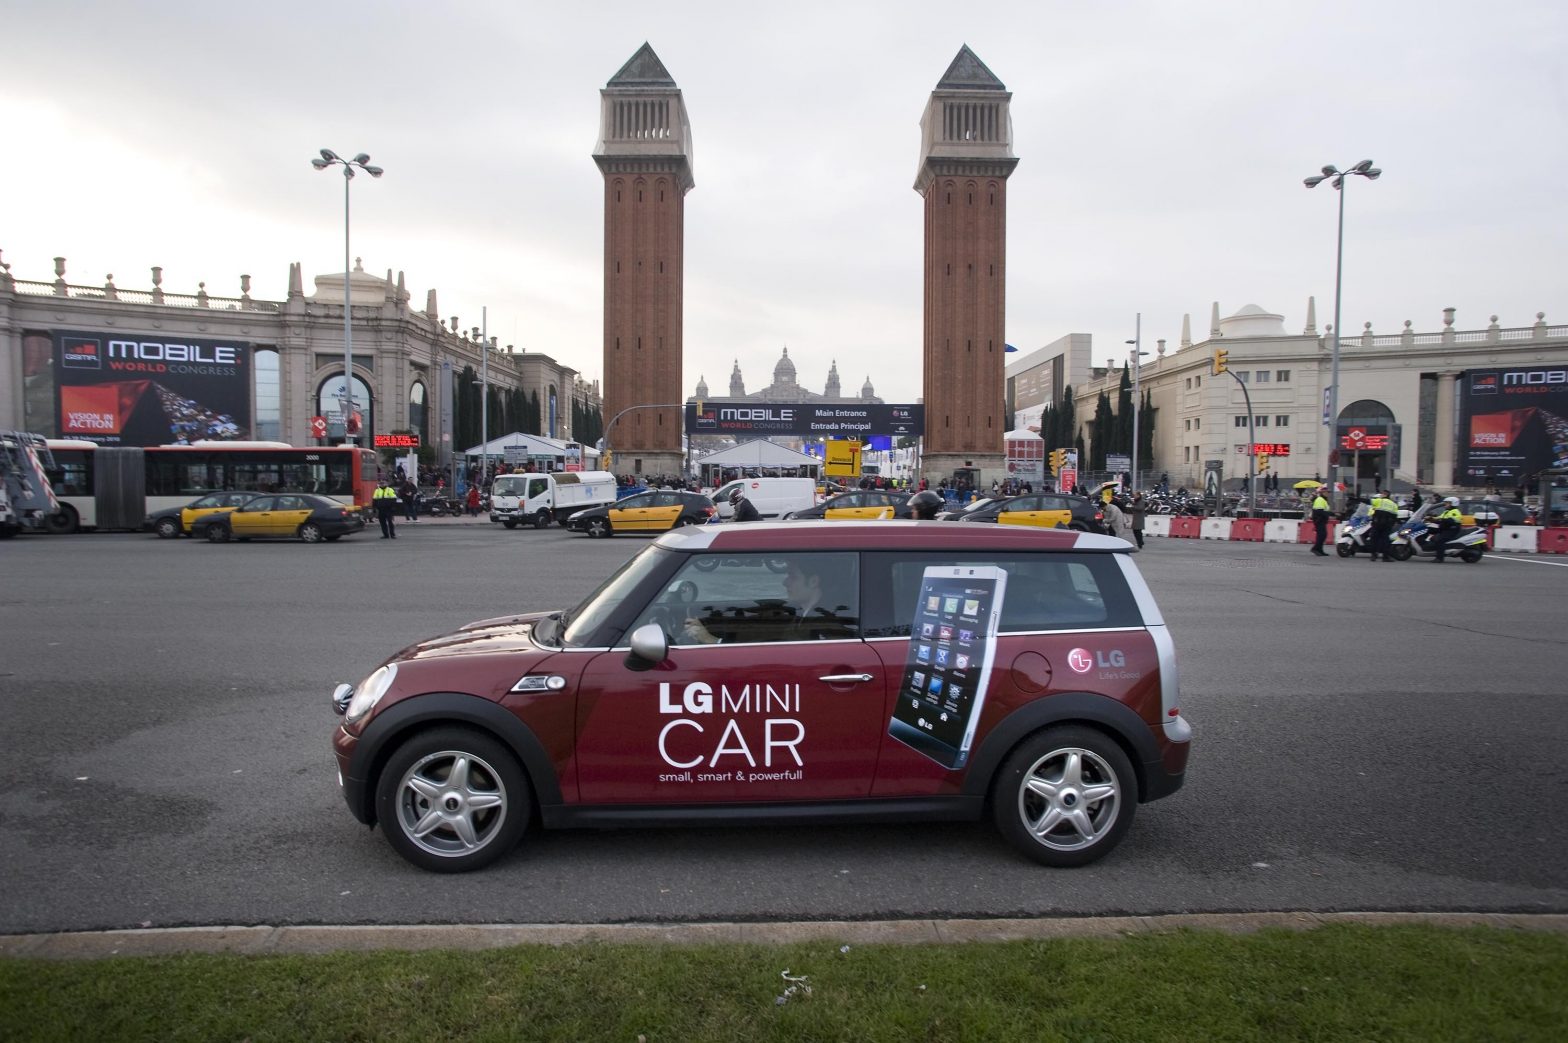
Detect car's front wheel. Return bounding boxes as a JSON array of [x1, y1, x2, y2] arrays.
[[534, 509, 551, 530], [375, 727, 530, 873], [992, 726, 1135, 867], [154, 517, 181, 539], [205, 524, 230, 543], [585, 517, 611, 538]]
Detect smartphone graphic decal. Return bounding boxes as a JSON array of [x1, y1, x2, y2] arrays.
[[887, 565, 1007, 770]]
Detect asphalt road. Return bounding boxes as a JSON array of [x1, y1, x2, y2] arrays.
[[1, 520, 1565, 934]]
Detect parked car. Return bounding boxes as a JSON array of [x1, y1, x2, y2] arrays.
[[330, 521, 1191, 872], [566, 490, 717, 537], [193, 493, 366, 543], [146, 491, 264, 538], [784, 490, 913, 520], [951, 493, 1104, 533], [1455, 499, 1527, 526]]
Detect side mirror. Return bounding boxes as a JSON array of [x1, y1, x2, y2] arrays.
[[626, 623, 668, 669]]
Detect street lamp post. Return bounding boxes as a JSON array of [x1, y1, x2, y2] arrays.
[[1124, 313, 1148, 493], [310, 149, 383, 446], [1304, 160, 1381, 505]]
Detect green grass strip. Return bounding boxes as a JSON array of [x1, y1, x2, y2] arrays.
[[2, 925, 1565, 1042]]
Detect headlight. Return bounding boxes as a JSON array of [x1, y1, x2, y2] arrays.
[[345, 664, 398, 725]]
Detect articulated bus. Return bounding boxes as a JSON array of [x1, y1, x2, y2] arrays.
[[41, 441, 380, 533]]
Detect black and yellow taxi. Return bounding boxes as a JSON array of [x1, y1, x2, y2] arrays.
[[954, 493, 1104, 533], [193, 493, 367, 543], [146, 491, 263, 538], [785, 490, 912, 520], [567, 490, 716, 538]]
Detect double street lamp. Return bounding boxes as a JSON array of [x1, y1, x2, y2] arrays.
[[1125, 313, 1148, 492], [1304, 159, 1381, 501], [311, 149, 384, 446]]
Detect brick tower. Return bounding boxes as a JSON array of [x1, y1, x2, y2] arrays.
[[915, 46, 1017, 487], [593, 43, 694, 478]]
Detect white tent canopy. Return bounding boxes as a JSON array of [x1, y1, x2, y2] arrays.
[[461, 432, 599, 462], [697, 439, 819, 469]]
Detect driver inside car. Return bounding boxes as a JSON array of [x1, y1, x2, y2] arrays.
[[678, 559, 855, 645]]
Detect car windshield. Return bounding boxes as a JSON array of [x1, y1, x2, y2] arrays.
[[492, 476, 527, 496], [560, 546, 672, 647]]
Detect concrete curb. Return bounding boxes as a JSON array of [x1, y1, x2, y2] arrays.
[[3, 912, 1565, 959]]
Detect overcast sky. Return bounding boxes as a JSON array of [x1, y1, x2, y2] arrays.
[[3, 1, 1563, 403]]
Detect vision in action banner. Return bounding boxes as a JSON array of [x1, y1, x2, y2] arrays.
[[54, 330, 252, 445], [1457, 367, 1568, 483]]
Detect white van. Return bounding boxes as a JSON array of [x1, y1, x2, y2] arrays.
[[711, 477, 816, 520], [490, 470, 619, 529]]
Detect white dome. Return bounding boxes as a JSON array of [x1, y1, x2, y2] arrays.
[[1219, 303, 1287, 338]]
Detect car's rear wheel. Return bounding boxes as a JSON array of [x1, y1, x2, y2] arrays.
[[299, 522, 325, 543], [154, 517, 181, 539], [206, 525, 230, 543], [585, 517, 611, 538], [992, 726, 1135, 868], [534, 509, 551, 530], [375, 727, 530, 873]]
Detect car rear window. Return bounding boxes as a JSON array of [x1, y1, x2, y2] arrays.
[[861, 552, 1142, 636]]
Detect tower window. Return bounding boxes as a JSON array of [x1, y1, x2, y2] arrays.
[[638, 190, 643, 202], [946, 192, 951, 205]]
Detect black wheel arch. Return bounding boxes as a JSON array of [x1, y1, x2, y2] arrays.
[[344, 692, 563, 826], [960, 692, 1161, 804]]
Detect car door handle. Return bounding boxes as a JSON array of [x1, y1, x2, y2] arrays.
[[818, 672, 874, 683]]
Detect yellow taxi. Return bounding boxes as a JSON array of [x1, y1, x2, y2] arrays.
[[147, 491, 263, 539], [784, 490, 912, 520], [567, 490, 717, 538], [953, 493, 1104, 533], [193, 493, 367, 543]]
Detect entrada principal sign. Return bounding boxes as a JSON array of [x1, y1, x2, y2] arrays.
[[686, 403, 923, 437]]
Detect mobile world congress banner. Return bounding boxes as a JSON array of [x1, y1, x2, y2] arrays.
[[54, 330, 252, 445], [686, 402, 923, 438], [1457, 366, 1568, 482]]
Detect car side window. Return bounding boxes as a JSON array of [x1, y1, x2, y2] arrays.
[[275, 495, 305, 511], [528, 478, 549, 499], [861, 553, 1141, 637], [630, 553, 860, 646], [223, 493, 251, 507], [620, 494, 651, 509], [655, 492, 682, 507], [190, 495, 220, 509], [244, 497, 275, 512]]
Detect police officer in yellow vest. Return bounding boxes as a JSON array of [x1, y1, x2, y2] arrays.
[[372, 479, 398, 539], [1367, 489, 1400, 562], [1310, 486, 1331, 556], [1432, 496, 1463, 562]]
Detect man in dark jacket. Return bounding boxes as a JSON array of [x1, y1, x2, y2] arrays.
[[730, 488, 761, 523], [1310, 486, 1331, 556]]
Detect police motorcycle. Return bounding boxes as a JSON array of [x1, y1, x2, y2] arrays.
[[1334, 504, 1376, 557], [1386, 502, 1487, 564]]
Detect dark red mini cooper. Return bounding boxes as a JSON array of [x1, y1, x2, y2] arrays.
[[332, 522, 1190, 872]]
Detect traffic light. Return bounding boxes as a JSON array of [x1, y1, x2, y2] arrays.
[[1048, 449, 1066, 476], [1256, 452, 1270, 474], [1212, 349, 1229, 376]]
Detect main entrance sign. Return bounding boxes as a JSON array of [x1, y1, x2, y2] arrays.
[[686, 403, 923, 438]]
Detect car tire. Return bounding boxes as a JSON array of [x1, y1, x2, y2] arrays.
[[585, 517, 611, 539], [43, 506, 78, 535], [206, 524, 230, 543], [502, 519, 518, 530], [534, 510, 551, 530], [1460, 546, 1484, 564], [1388, 544, 1413, 562], [299, 522, 325, 543], [991, 725, 1136, 868], [375, 727, 531, 873], [154, 517, 181, 540]]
